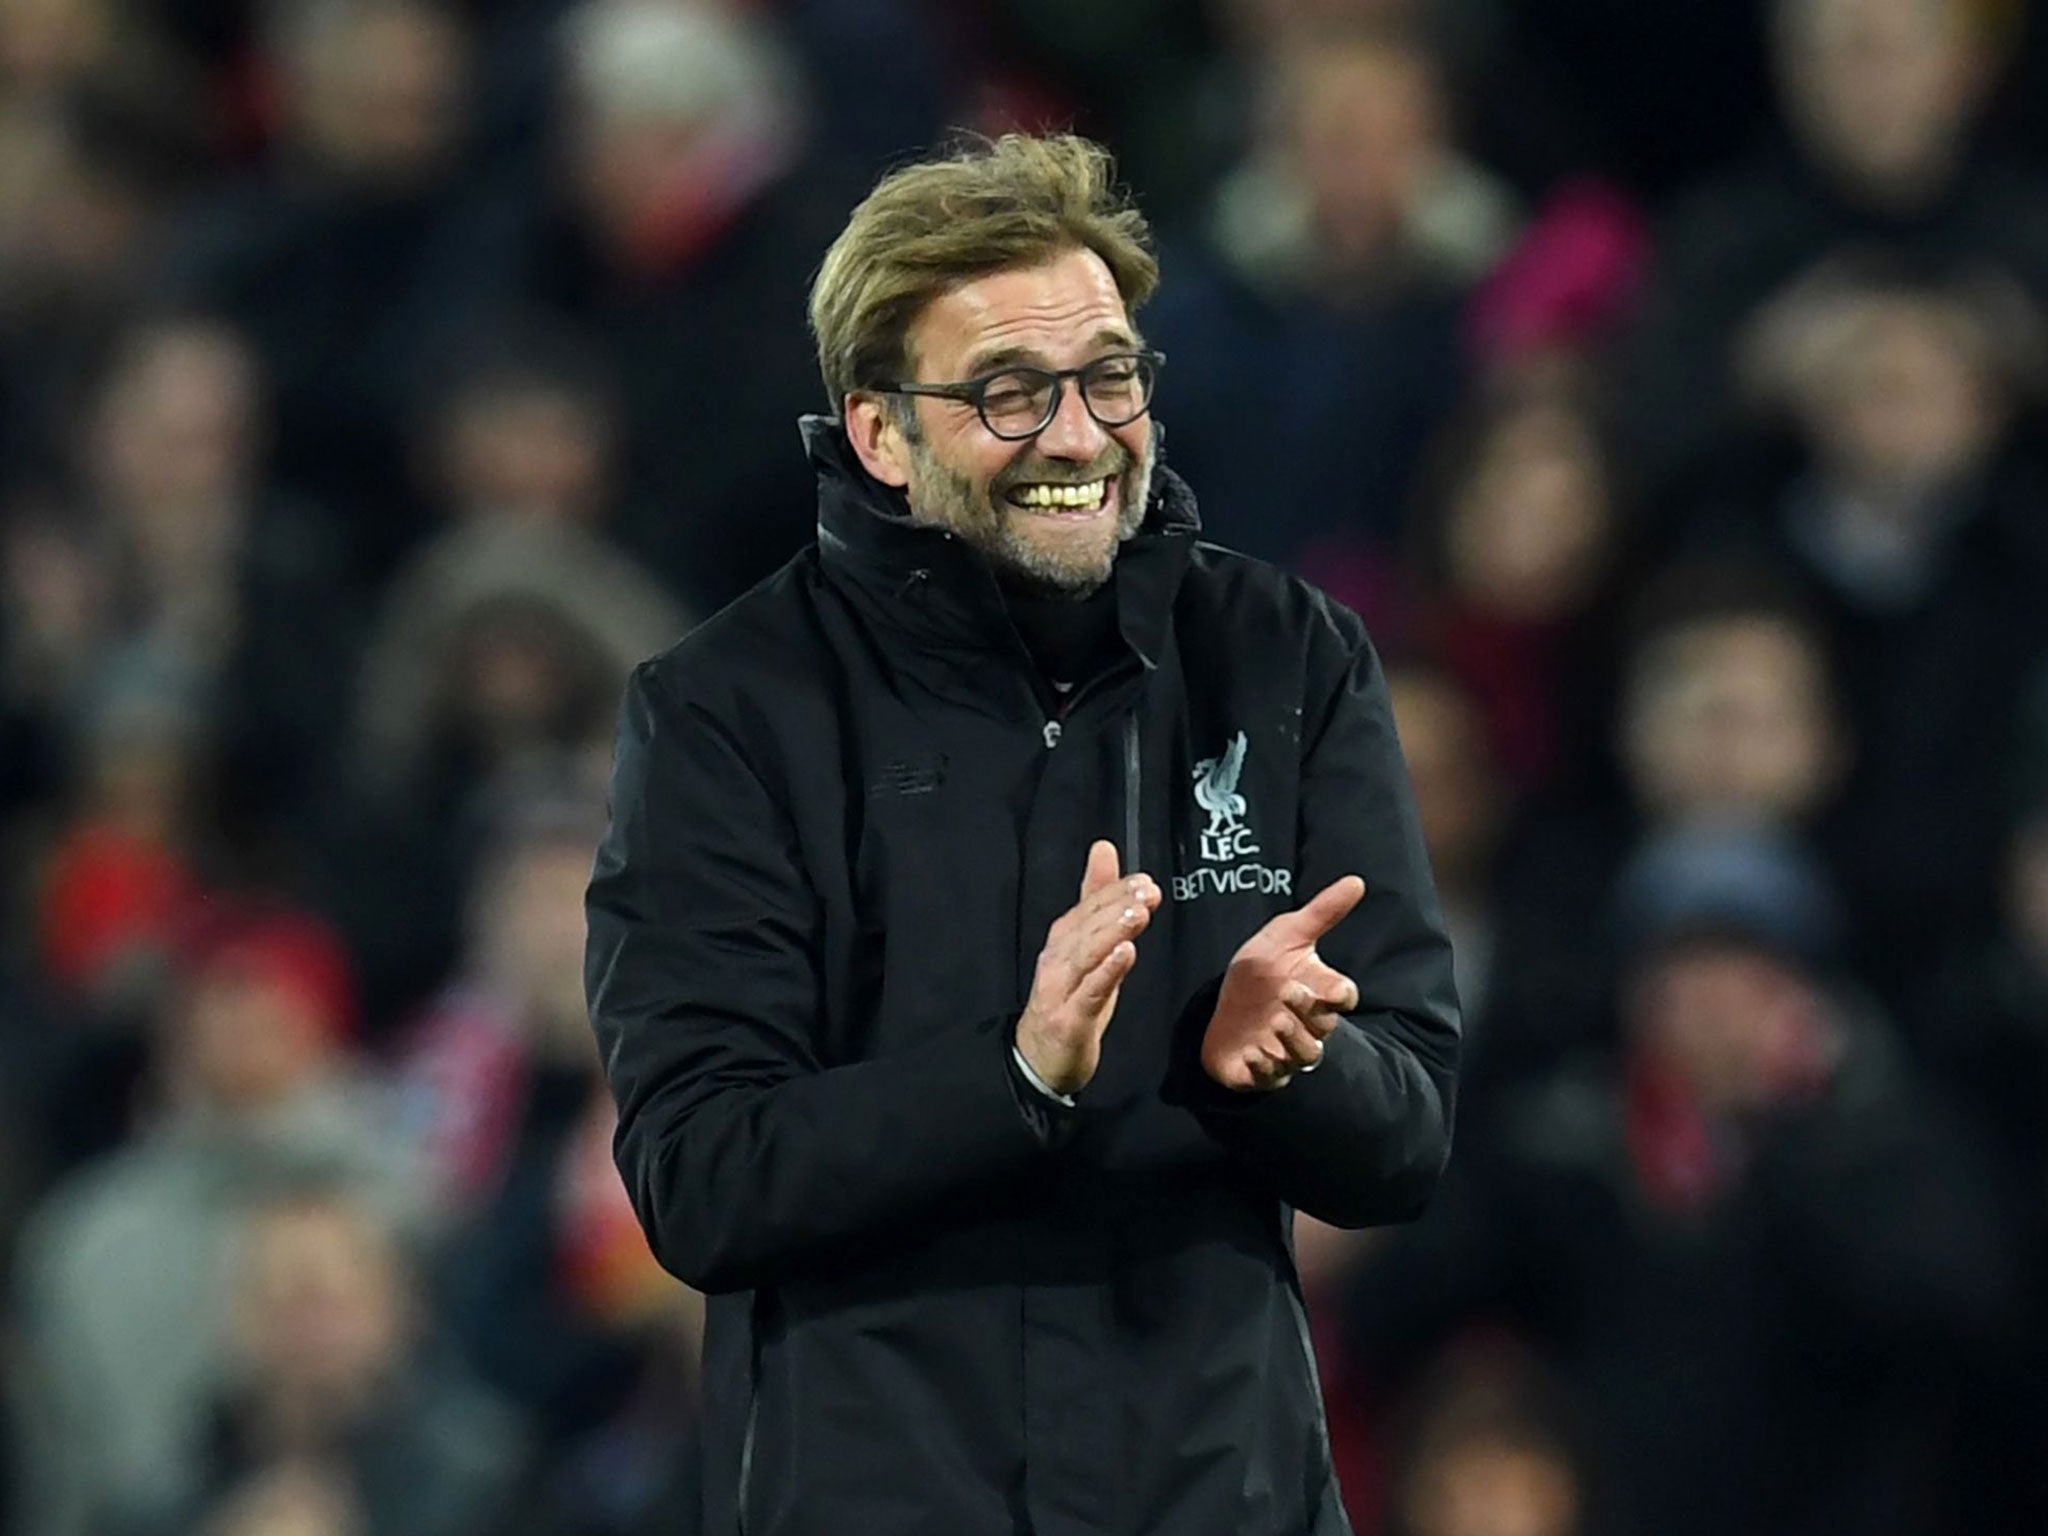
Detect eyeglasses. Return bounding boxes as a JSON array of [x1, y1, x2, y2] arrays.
[[874, 350, 1164, 442]]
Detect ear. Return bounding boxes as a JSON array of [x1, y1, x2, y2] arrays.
[[844, 393, 912, 489]]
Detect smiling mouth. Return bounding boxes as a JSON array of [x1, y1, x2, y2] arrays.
[[1004, 477, 1113, 516]]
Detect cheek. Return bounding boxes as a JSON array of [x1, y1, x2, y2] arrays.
[[923, 424, 1015, 494], [1113, 421, 1152, 470]]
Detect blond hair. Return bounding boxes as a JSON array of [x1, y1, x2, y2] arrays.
[[808, 133, 1159, 411]]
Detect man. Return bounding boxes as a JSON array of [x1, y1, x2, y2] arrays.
[[585, 133, 1460, 1536]]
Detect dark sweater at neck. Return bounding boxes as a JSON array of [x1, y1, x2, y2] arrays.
[[1003, 577, 1122, 693]]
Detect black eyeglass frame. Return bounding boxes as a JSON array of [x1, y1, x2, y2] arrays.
[[871, 349, 1166, 441]]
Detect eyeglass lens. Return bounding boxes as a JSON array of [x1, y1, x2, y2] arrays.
[[981, 355, 1156, 439]]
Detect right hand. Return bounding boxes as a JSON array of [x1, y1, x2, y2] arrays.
[[1014, 840, 1160, 1096], [1200, 875, 1364, 1092]]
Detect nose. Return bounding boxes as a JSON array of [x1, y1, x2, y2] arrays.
[[1033, 377, 1110, 461]]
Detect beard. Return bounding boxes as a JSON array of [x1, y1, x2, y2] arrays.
[[902, 427, 1155, 597]]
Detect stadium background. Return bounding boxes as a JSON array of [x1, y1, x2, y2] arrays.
[[3, 0, 2048, 1532]]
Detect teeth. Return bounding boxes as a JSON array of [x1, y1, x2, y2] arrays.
[[1015, 480, 1107, 509]]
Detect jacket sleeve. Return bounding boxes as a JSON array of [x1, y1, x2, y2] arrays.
[[1186, 616, 1462, 1228], [586, 661, 1075, 1295]]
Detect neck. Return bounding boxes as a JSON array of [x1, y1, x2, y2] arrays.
[[1003, 573, 1123, 688], [1814, 143, 1963, 215], [996, 566, 1106, 602]]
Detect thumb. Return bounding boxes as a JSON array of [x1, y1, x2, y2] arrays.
[[1270, 875, 1366, 947], [1080, 838, 1122, 899]]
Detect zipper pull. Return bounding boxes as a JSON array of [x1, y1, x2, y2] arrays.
[[1042, 719, 1063, 749]]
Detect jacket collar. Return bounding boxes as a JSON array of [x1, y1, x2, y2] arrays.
[[802, 414, 1199, 674]]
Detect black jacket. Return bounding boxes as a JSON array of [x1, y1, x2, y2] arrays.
[[585, 420, 1461, 1536]]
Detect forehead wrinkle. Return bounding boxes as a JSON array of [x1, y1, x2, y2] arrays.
[[957, 302, 1134, 374], [915, 253, 1135, 378], [964, 327, 1145, 380]]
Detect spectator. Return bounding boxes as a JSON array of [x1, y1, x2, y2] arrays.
[[398, 785, 701, 1536], [1142, 20, 1504, 567], [361, 327, 682, 795], [1674, 263, 2048, 995], [1465, 560, 1852, 1097], [0, 315, 362, 855], [395, 785, 613, 1217], [167, 1182, 526, 1536], [154, 0, 483, 576], [322, 337, 683, 1015], [323, 554, 647, 1020], [1396, 367, 1624, 800], [1384, 659, 1507, 1046], [1616, 567, 1847, 836], [1345, 826, 2019, 1536], [9, 904, 418, 1536], [0, 95, 185, 493], [23, 665, 210, 1175], [1383, 1345, 1595, 1536], [0, 0, 196, 119], [1208, 0, 1660, 207], [416, 326, 620, 533], [459, 0, 868, 611], [1619, 0, 2048, 482]]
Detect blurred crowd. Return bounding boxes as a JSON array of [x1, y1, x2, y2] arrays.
[[3, 0, 2048, 1533]]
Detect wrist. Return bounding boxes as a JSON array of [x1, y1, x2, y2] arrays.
[[1010, 1043, 1078, 1107], [1004, 1022, 1081, 1150], [1013, 1011, 1080, 1098]]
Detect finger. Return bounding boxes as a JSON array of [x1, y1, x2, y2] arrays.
[[1245, 1049, 1294, 1090], [1069, 876, 1161, 954], [1282, 988, 1344, 1042], [1072, 938, 1136, 1013], [1240, 1048, 1280, 1085], [1079, 839, 1122, 900], [1294, 960, 1360, 1015], [1068, 896, 1154, 978], [1054, 867, 1153, 978], [1218, 1056, 1258, 1092], [1085, 870, 1160, 920], [1267, 875, 1367, 947], [1277, 1013, 1326, 1068], [1096, 877, 1160, 936]]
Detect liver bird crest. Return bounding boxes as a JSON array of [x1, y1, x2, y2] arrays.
[[1193, 732, 1250, 841]]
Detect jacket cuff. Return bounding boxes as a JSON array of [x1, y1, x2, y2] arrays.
[[1005, 1023, 1082, 1148], [1011, 1043, 1078, 1107]]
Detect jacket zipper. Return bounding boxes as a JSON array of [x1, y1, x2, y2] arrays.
[[1037, 707, 1140, 865]]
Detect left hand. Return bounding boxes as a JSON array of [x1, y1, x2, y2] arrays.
[[1201, 876, 1366, 1092]]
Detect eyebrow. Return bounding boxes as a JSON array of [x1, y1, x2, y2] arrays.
[[960, 328, 1143, 378]]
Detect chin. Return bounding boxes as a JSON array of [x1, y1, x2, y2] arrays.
[[996, 559, 1112, 598], [997, 530, 1119, 596]]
